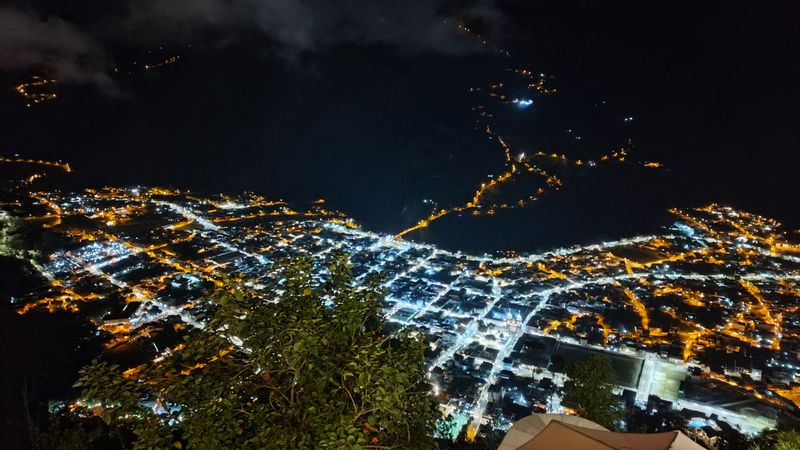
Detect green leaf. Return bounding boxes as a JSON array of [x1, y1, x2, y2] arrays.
[[68, 254, 440, 449]]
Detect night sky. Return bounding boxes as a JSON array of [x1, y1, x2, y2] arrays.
[[1, 0, 799, 253]]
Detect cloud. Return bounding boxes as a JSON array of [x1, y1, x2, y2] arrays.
[[123, 0, 505, 55], [0, 8, 112, 86], [0, 1, 505, 88]]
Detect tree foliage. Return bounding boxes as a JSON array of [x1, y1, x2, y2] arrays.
[[436, 418, 505, 450], [562, 355, 623, 430], [30, 414, 108, 450], [750, 429, 800, 450], [75, 252, 439, 449], [0, 210, 39, 262]]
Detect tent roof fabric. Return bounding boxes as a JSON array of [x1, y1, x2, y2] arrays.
[[498, 414, 705, 450], [497, 414, 608, 450]]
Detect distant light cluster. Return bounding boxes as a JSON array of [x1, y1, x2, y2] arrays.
[[14, 76, 57, 108], [398, 64, 663, 238]]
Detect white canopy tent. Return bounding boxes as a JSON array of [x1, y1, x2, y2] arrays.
[[498, 414, 705, 450]]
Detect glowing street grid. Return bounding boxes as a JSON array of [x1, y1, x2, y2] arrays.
[[11, 186, 800, 436]]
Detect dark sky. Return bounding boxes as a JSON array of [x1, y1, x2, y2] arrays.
[[1, 0, 799, 252]]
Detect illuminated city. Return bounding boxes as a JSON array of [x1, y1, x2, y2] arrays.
[[3, 165, 800, 440]]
